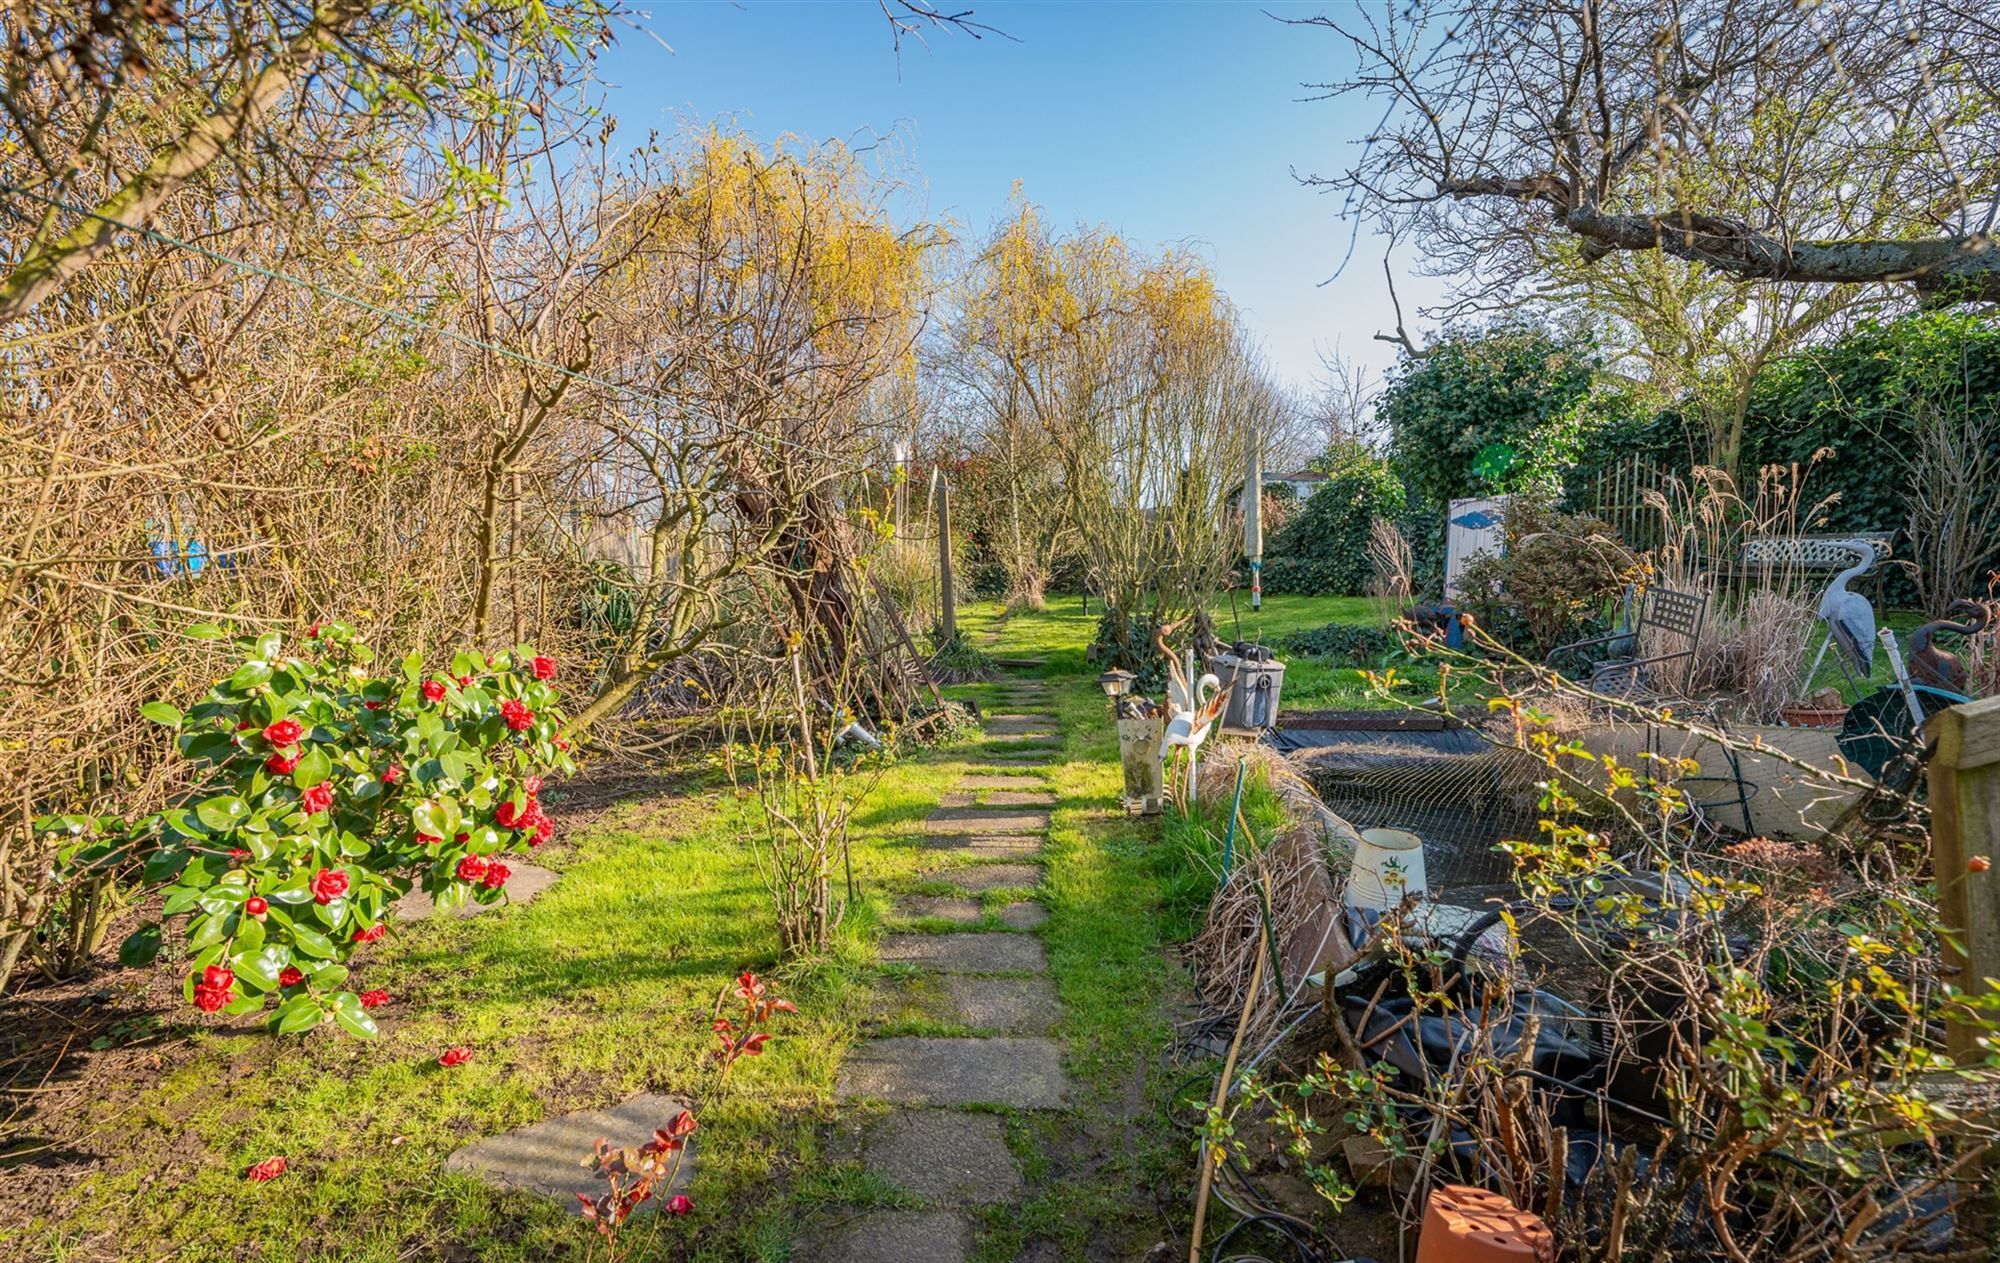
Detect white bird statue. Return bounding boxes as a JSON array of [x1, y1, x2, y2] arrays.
[[1815, 540, 1878, 681], [1153, 620, 1228, 802]]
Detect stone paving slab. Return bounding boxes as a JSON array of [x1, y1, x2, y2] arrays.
[[837, 1037, 1070, 1108], [881, 932, 1047, 972], [445, 1091, 693, 1211], [872, 974, 1056, 1034], [393, 863, 558, 920], [942, 975, 1058, 1033], [999, 901, 1049, 930], [982, 737, 1063, 751], [985, 718, 1057, 737], [941, 789, 1055, 808], [892, 895, 985, 924], [867, 1111, 1023, 1205], [940, 864, 1043, 892], [928, 807, 1050, 834], [797, 1209, 971, 1263], [956, 774, 1047, 790], [921, 833, 1042, 856]]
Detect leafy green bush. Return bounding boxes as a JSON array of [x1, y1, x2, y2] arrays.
[[1456, 500, 1638, 656], [91, 623, 573, 1038], [1380, 326, 1599, 509], [1087, 609, 1169, 692], [1262, 452, 1406, 596], [1283, 622, 1395, 666]]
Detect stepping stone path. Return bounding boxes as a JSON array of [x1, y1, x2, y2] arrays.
[[445, 1091, 694, 1211], [804, 669, 1074, 1262], [391, 862, 559, 920]]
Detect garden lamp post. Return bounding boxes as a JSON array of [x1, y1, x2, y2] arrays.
[[1098, 669, 1163, 815]]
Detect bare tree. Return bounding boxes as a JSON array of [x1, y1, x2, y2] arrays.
[[1296, 0, 2000, 461]]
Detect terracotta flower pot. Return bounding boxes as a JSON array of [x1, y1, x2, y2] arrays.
[[1414, 1185, 1555, 1263], [1779, 703, 1849, 728]]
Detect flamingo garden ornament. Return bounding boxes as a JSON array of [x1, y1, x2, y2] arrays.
[[1153, 619, 1228, 803]]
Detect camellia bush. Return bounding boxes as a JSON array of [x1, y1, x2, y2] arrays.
[[99, 622, 574, 1038]]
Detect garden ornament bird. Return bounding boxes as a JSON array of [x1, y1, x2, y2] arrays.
[[1815, 540, 1879, 681], [1153, 618, 1227, 802], [1907, 599, 1992, 695]]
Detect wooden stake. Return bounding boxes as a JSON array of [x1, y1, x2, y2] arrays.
[[937, 475, 957, 645], [1188, 920, 1268, 1263]]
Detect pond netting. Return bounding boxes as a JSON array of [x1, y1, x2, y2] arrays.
[[1269, 713, 1547, 897]]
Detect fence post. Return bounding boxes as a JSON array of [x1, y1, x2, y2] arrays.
[[937, 476, 957, 645], [1927, 695, 2000, 1062]]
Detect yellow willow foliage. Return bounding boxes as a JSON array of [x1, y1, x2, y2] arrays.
[[612, 128, 934, 370]]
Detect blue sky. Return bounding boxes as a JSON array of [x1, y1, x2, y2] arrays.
[[593, 0, 1448, 394]]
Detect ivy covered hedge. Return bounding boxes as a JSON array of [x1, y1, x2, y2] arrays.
[[1283, 621, 1395, 665], [1567, 311, 2000, 607], [1381, 326, 1600, 507], [1260, 451, 1406, 597]]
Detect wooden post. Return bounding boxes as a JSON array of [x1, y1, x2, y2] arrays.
[[937, 475, 957, 645], [1928, 695, 2000, 1063]]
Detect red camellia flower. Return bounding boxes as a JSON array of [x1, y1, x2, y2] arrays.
[[245, 896, 269, 918], [307, 622, 325, 638], [531, 818, 554, 848], [266, 751, 301, 775], [310, 867, 348, 904], [499, 699, 534, 731], [202, 964, 234, 991], [228, 847, 251, 861], [666, 1195, 693, 1216], [352, 923, 385, 943], [455, 854, 489, 883], [493, 799, 526, 829], [454, 832, 469, 843], [416, 833, 442, 847], [531, 655, 557, 681], [438, 1047, 473, 1067], [263, 719, 303, 747], [554, 736, 571, 752], [358, 989, 389, 1010], [300, 782, 334, 816], [193, 985, 228, 1013], [364, 701, 383, 711], [481, 861, 510, 889], [245, 1156, 288, 1182], [454, 674, 471, 688], [421, 679, 447, 702], [279, 966, 305, 987], [382, 762, 404, 785]]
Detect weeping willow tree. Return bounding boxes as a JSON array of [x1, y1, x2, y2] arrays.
[[949, 201, 1286, 660]]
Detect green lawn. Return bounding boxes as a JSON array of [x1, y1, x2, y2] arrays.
[[960, 593, 1415, 712], [16, 674, 1191, 1261]]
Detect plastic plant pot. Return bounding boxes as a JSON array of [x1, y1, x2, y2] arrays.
[[1413, 1184, 1555, 1263]]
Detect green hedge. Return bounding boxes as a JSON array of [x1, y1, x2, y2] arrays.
[[1261, 452, 1406, 597], [1569, 311, 2000, 608], [1284, 621, 1394, 665]]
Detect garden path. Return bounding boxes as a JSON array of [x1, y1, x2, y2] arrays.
[[803, 673, 1074, 1263]]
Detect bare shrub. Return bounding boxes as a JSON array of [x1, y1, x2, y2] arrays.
[[1902, 393, 2000, 617], [1365, 515, 1414, 624], [1642, 461, 1835, 713]]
